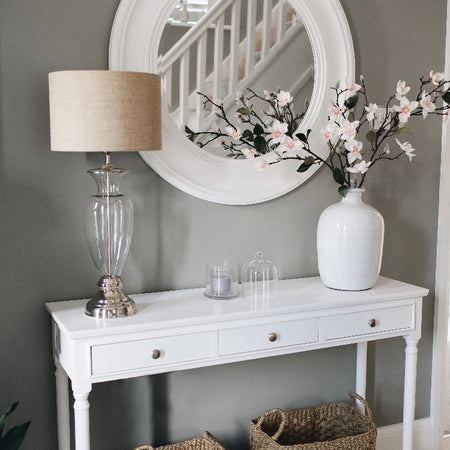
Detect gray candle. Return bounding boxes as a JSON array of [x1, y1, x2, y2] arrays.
[[210, 273, 232, 294]]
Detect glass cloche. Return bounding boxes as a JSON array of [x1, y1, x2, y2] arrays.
[[241, 251, 278, 305]]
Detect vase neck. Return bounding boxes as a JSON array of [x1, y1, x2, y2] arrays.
[[341, 188, 364, 204], [88, 165, 128, 196]]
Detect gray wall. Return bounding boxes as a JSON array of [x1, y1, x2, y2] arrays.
[[0, 0, 445, 448]]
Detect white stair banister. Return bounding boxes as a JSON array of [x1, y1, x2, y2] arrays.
[[179, 51, 190, 127], [213, 13, 225, 101], [245, 0, 257, 77], [277, 1, 288, 44], [196, 33, 207, 129], [228, 0, 241, 95], [159, 0, 234, 76], [261, 0, 273, 59]]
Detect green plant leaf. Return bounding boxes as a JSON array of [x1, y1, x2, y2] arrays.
[[396, 127, 412, 134], [442, 90, 450, 104], [297, 164, 310, 173], [236, 107, 251, 116], [304, 156, 315, 165], [0, 403, 18, 438], [333, 167, 345, 185], [253, 123, 264, 135], [242, 129, 254, 141], [366, 130, 377, 143], [295, 132, 308, 143], [344, 94, 359, 110], [254, 136, 267, 153], [338, 185, 349, 197], [0, 422, 31, 450]]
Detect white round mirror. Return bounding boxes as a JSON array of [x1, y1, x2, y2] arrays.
[[110, 0, 354, 205]]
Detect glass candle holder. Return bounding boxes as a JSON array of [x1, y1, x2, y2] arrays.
[[204, 262, 239, 299]]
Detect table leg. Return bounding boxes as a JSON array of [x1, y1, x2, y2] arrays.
[[403, 337, 419, 450], [355, 342, 368, 413], [55, 361, 71, 450], [73, 391, 91, 450]]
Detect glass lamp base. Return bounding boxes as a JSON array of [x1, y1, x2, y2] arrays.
[[85, 276, 136, 318]]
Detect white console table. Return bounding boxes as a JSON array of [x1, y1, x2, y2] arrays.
[[46, 276, 428, 450]]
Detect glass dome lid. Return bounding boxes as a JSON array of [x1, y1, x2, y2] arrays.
[[241, 251, 278, 305]]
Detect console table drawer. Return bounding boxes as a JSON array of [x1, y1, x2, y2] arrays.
[[218, 318, 318, 356], [91, 331, 214, 375], [323, 305, 414, 341]]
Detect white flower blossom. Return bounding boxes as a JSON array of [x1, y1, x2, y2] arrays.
[[394, 97, 418, 123], [420, 91, 436, 118], [278, 136, 303, 156], [255, 158, 270, 171], [384, 143, 390, 154], [225, 126, 242, 140], [396, 80, 411, 100], [344, 139, 363, 164], [321, 122, 340, 141], [235, 90, 243, 104], [276, 90, 293, 107], [264, 90, 275, 100], [340, 119, 360, 141], [241, 147, 256, 159], [346, 160, 371, 174], [395, 138, 416, 161], [430, 70, 445, 85], [268, 119, 288, 144], [364, 103, 378, 121], [340, 80, 361, 94], [328, 105, 342, 121]]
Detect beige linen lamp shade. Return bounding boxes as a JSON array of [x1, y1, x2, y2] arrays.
[[48, 70, 161, 152]]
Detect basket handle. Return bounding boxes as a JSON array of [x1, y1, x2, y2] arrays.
[[255, 408, 287, 442], [202, 431, 221, 444], [350, 391, 374, 421]]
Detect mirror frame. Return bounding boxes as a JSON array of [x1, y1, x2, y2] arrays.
[[110, 0, 355, 205]]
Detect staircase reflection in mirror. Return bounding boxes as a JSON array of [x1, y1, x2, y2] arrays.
[[158, 0, 314, 158]]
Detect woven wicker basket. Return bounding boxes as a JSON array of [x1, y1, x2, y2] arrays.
[[249, 392, 377, 450], [133, 431, 226, 450]]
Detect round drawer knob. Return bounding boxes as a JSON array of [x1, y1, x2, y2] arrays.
[[152, 349, 161, 359], [268, 332, 278, 342], [368, 319, 376, 328]]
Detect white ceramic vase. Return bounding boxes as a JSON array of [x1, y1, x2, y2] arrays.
[[317, 188, 384, 291]]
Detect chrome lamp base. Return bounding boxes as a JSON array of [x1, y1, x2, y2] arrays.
[[85, 276, 136, 318]]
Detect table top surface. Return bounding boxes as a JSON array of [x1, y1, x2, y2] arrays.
[[46, 276, 429, 338]]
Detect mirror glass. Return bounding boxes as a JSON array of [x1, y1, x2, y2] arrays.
[[110, 0, 354, 204], [158, 0, 314, 158]]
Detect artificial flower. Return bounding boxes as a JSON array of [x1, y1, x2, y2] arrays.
[[420, 91, 436, 118], [278, 136, 303, 156], [241, 147, 256, 159], [346, 160, 371, 174], [394, 97, 418, 123], [328, 106, 342, 121], [276, 90, 293, 107], [364, 103, 378, 121], [344, 139, 363, 164], [430, 70, 445, 85], [225, 126, 241, 140], [255, 158, 270, 171], [396, 80, 411, 100], [268, 119, 288, 144], [321, 122, 340, 141], [395, 138, 416, 161], [340, 119, 360, 141]]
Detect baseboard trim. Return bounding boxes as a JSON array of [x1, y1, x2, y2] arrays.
[[376, 418, 434, 450]]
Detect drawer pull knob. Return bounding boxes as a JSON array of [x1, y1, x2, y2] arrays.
[[368, 319, 376, 328], [152, 349, 161, 359], [268, 332, 278, 342]]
